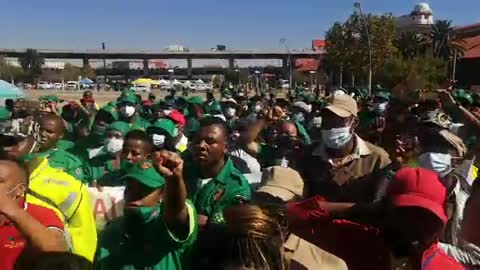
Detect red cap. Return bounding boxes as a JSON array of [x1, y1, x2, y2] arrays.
[[388, 168, 448, 223], [167, 110, 186, 128]]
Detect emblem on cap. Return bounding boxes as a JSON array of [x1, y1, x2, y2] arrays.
[[213, 189, 225, 201], [141, 162, 153, 169]]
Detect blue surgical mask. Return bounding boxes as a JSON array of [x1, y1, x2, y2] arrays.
[[321, 126, 353, 149], [418, 152, 452, 177]]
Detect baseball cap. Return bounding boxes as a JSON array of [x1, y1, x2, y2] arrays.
[[149, 118, 177, 137], [324, 94, 358, 117], [439, 129, 466, 159], [166, 110, 186, 128], [187, 96, 204, 105], [121, 161, 165, 189], [257, 166, 304, 202], [388, 168, 448, 223], [107, 121, 130, 137]]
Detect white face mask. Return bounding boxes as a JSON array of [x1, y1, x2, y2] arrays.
[[292, 112, 305, 123], [254, 104, 262, 113], [104, 138, 124, 153], [311, 116, 322, 128], [163, 109, 172, 116], [321, 126, 353, 149], [373, 102, 388, 115], [121, 105, 136, 118], [418, 152, 452, 177], [152, 134, 166, 147], [224, 108, 236, 118]]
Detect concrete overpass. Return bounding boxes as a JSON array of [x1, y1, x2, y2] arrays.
[[0, 48, 324, 78]]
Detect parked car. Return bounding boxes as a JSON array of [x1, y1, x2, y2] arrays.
[[66, 81, 78, 90], [54, 83, 63, 90], [37, 81, 52, 90], [134, 84, 151, 93]]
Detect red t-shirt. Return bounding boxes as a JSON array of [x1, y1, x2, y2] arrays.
[[0, 199, 65, 270], [287, 196, 465, 270]]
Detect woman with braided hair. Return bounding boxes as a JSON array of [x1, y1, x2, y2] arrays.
[[196, 201, 347, 270]]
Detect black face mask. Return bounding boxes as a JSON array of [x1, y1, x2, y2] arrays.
[[272, 135, 303, 167]]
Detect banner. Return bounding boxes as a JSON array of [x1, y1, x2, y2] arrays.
[[88, 186, 125, 231]]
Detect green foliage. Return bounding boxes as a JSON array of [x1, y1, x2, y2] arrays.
[[18, 48, 45, 82], [62, 63, 96, 81], [377, 54, 447, 89], [0, 57, 27, 81], [325, 13, 397, 83], [431, 20, 464, 61]]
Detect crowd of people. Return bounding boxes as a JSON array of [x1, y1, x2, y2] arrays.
[[0, 85, 479, 270]]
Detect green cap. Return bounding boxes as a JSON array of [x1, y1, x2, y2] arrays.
[[121, 161, 165, 189], [40, 95, 60, 103], [454, 89, 474, 105], [0, 107, 11, 121], [107, 121, 130, 137], [187, 96, 204, 105], [149, 118, 177, 137], [207, 101, 222, 114], [374, 91, 391, 102], [221, 89, 232, 98], [99, 105, 119, 121], [118, 93, 138, 104]]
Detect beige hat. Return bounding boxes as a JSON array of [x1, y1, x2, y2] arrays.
[[257, 166, 304, 202], [324, 94, 358, 117], [439, 129, 467, 159]]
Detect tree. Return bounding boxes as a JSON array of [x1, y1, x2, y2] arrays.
[[431, 20, 465, 61], [0, 56, 27, 82], [376, 54, 447, 89], [62, 63, 96, 81], [325, 13, 398, 86], [18, 48, 45, 82], [394, 31, 429, 59]]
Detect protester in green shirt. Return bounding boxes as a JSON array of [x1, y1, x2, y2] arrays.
[[95, 151, 198, 270], [118, 94, 151, 131], [25, 113, 85, 182], [70, 105, 118, 161], [184, 116, 251, 225], [184, 96, 204, 139], [84, 121, 130, 185]]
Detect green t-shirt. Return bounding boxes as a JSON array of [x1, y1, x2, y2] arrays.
[[184, 157, 251, 222], [95, 201, 198, 270], [84, 154, 123, 185], [56, 139, 75, 151]]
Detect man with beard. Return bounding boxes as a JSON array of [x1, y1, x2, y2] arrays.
[[95, 151, 198, 270], [184, 116, 251, 225], [71, 105, 118, 161], [25, 114, 84, 182], [287, 168, 464, 270]]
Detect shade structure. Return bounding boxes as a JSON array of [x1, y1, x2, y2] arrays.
[[132, 78, 159, 85], [79, 78, 94, 84], [0, 80, 26, 99]]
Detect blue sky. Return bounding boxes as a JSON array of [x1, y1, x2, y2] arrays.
[[1, 0, 479, 50]]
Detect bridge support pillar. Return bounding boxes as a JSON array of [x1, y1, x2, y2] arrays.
[[82, 57, 90, 68], [282, 57, 289, 79], [143, 59, 149, 76], [187, 58, 193, 79], [228, 58, 235, 71]]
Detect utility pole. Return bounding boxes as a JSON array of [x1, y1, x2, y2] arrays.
[[354, 2, 372, 96], [102, 42, 107, 90]]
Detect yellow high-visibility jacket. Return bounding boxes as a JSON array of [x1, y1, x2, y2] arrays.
[[26, 157, 97, 261]]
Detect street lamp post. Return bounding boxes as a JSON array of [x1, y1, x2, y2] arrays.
[[254, 70, 261, 95], [235, 69, 240, 86], [102, 42, 107, 91], [168, 69, 174, 90], [279, 38, 293, 91], [309, 70, 316, 90], [354, 2, 372, 96]]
